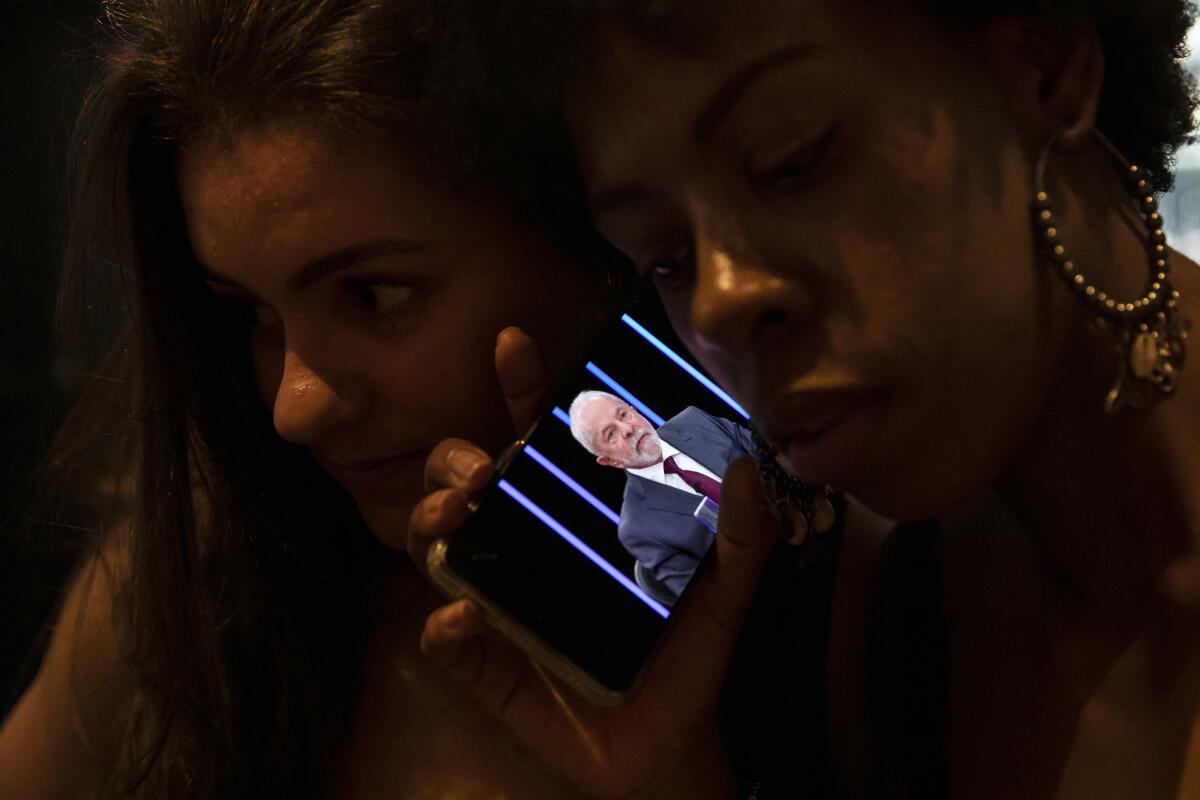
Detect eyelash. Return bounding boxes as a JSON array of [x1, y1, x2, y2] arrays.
[[346, 277, 414, 315], [747, 124, 837, 194], [641, 126, 836, 286], [646, 244, 696, 288], [213, 277, 414, 334], [604, 410, 632, 442]]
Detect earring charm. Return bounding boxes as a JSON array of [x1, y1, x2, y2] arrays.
[[752, 429, 839, 561], [1032, 129, 1189, 414]]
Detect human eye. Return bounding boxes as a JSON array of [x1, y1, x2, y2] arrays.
[[746, 123, 838, 194], [347, 277, 414, 315], [599, 207, 694, 289], [644, 242, 695, 288]]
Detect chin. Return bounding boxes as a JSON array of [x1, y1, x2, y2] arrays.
[[846, 458, 993, 525], [357, 494, 420, 551]]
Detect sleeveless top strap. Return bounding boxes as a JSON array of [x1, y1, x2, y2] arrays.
[[717, 495, 847, 798], [864, 520, 949, 799]]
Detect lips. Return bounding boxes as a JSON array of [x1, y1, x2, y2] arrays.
[[766, 388, 890, 486], [320, 450, 421, 500]]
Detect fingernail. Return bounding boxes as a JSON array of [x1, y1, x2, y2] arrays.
[[421, 614, 465, 661], [444, 600, 473, 635], [435, 489, 462, 517], [447, 447, 486, 480], [497, 327, 527, 352], [813, 496, 837, 534], [787, 515, 810, 546]]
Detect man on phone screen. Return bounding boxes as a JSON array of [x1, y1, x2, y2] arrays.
[[568, 390, 757, 606]]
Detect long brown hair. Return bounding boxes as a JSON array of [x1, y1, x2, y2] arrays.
[[52, 1, 590, 796]]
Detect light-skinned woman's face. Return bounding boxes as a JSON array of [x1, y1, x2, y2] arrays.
[[179, 124, 597, 546], [569, 0, 1071, 521]]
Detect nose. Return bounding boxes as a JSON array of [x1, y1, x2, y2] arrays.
[[689, 219, 813, 354], [270, 347, 366, 446]]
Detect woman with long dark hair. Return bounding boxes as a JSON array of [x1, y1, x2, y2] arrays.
[[0, 1, 645, 797]]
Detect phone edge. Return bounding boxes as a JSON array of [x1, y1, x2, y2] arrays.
[[425, 538, 629, 709]]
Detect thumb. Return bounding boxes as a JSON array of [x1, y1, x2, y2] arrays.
[[632, 456, 781, 734], [495, 327, 549, 433]]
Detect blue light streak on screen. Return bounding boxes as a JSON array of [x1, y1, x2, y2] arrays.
[[522, 445, 621, 525], [497, 479, 670, 618], [552, 407, 571, 427], [584, 363, 665, 426], [621, 314, 750, 419]]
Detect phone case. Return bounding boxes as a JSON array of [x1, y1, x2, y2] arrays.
[[425, 537, 629, 707]]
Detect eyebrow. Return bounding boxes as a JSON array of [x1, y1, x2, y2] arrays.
[[692, 43, 819, 143], [201, 238, 428, 292], [590, 43, 819, 216]]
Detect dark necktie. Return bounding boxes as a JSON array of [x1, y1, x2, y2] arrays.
[[663, 455, 722, 505]]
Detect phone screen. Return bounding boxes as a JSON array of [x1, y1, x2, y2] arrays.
[[441, 283, 757, 694]]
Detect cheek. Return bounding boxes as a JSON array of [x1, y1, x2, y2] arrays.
[[366, 294, 515, 454], [487, 239, 617, 378], [659, 288, 694, 335], [378, 333, 502, 421], [875, 105, 962, 186], [840, 101, 1040, 363], [250, 334, 284, 408]]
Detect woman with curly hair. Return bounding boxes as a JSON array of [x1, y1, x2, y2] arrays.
[[410, 1, 1200, 797]]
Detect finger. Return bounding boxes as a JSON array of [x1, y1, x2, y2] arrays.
[[421, 600, 557, 724], [633, 457, 780, 738], [420, 599, 486, 668], [495, 327, 549, 433], [424, 437, 494, 493], [406, 487, 471, 574]]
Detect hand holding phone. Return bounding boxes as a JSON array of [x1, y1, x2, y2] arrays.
[[407, 328, 782, 800]]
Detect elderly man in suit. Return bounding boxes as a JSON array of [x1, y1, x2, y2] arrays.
[[569, 390, 757, 606]]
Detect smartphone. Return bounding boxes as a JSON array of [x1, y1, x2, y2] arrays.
[[427, 280, 757, 705]]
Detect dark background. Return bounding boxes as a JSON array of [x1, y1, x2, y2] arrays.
[[2, 0, 105, 716]]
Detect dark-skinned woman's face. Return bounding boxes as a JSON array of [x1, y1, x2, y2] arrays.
[[569, 0, 1070, 521]]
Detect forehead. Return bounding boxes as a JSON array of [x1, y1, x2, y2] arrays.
[[567, 0, 939, 184], [569, 2, 836, 143], [176, 123, 459, 279], [583, 394, 623, 420]]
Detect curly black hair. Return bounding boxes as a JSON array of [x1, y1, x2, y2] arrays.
[[464, 0, 1196, 195], [920, 0, 1198, 192]]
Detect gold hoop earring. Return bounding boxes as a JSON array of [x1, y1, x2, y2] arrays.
[[1032, 129, 1190, 414]]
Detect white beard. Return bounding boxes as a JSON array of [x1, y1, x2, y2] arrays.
[[621, 428, 663, 468]]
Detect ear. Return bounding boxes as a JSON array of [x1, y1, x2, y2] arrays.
[[982, 16, 1105, 147], [597, 455, 616, 467]]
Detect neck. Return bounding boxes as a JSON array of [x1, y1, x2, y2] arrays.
[[994, 246, 1200, 622]]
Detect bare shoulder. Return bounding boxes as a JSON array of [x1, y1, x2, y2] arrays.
[[0, 536, 132, 800]]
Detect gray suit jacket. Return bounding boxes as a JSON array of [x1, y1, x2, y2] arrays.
[[617, 407, 756, 605]]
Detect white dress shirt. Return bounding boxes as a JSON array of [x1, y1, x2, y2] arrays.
[[627, 440, 722, 502]]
